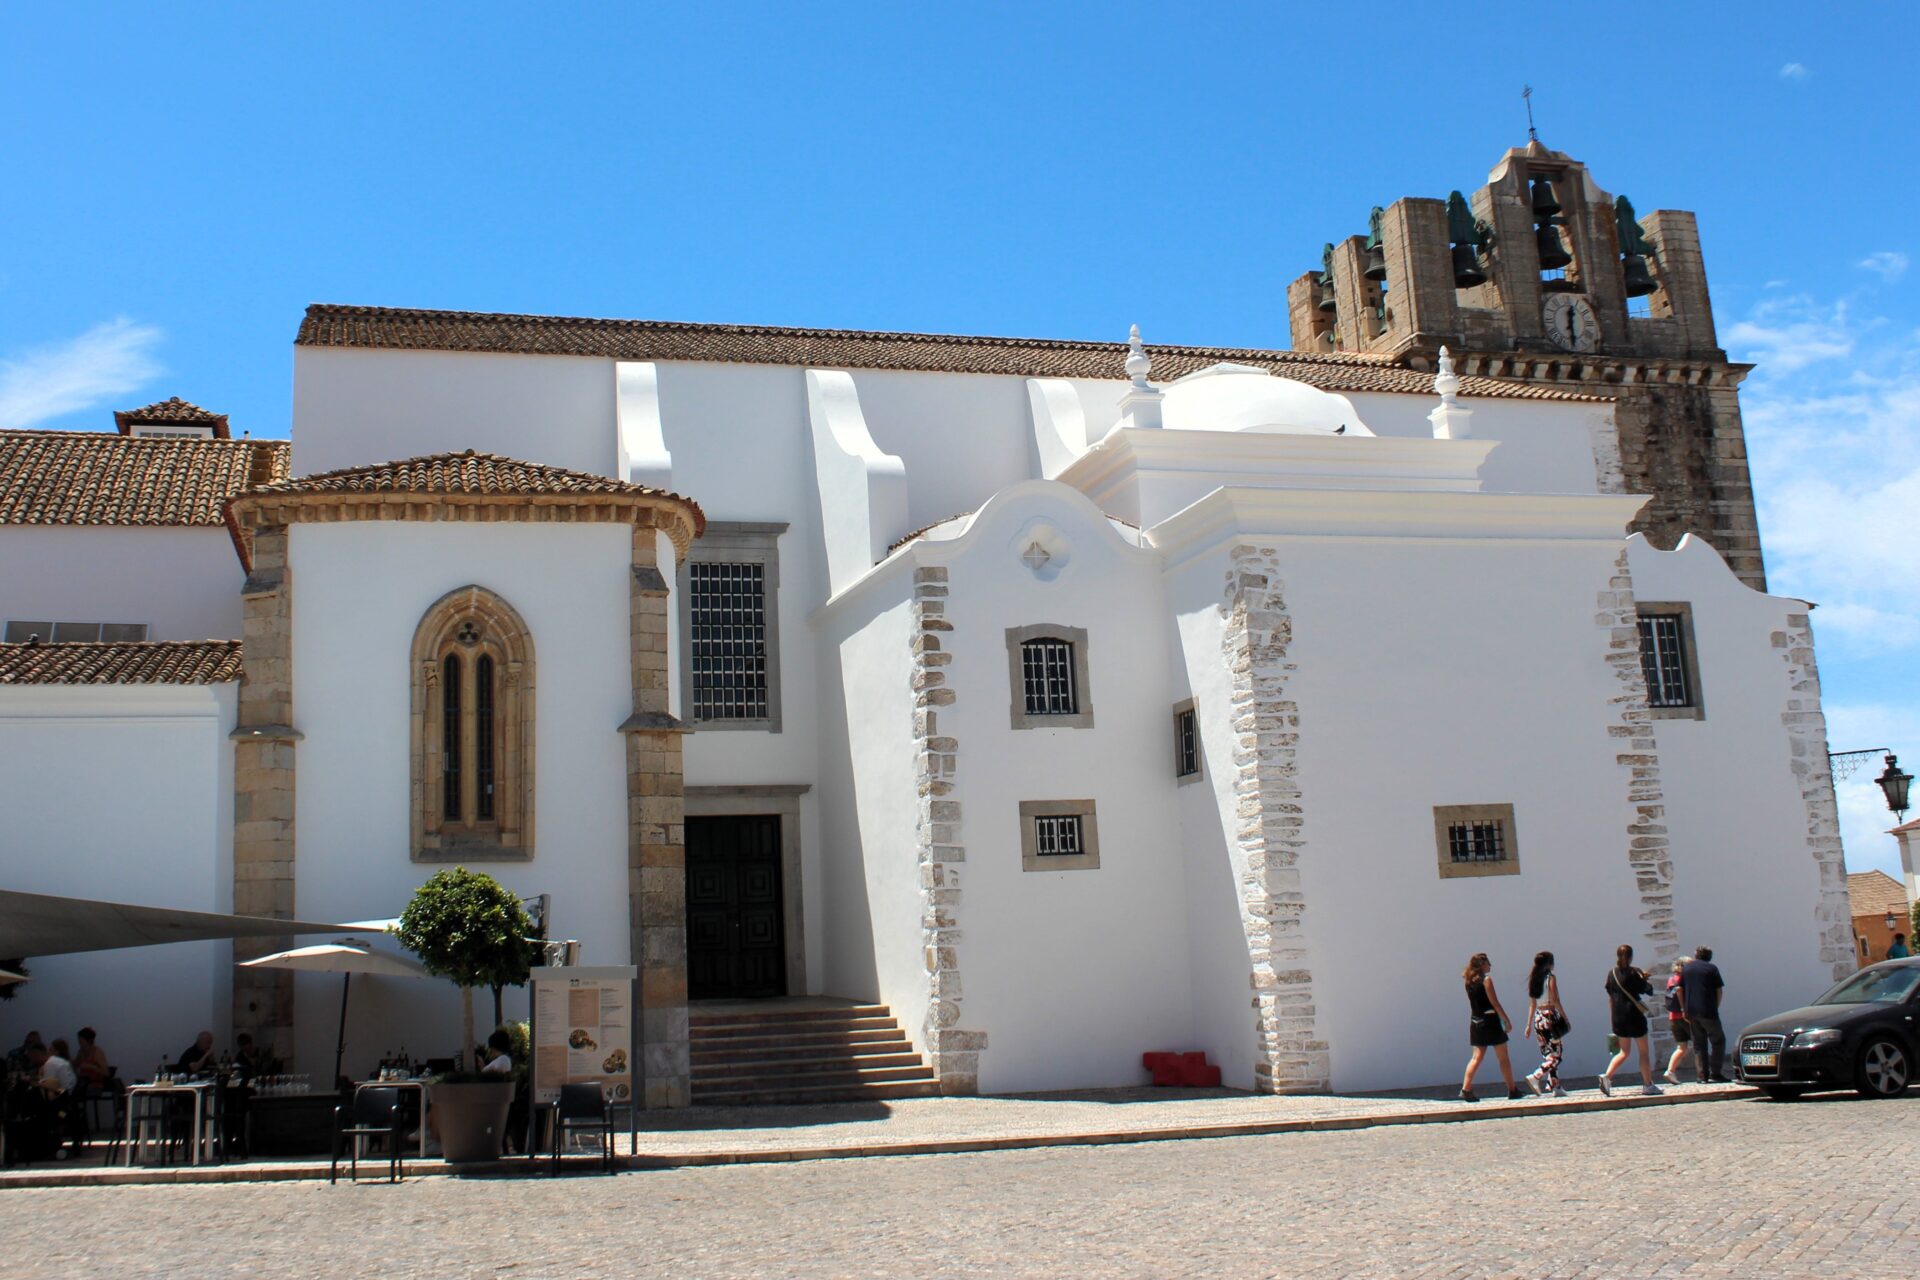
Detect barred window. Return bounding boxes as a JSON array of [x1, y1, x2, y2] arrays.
[[1637, 613, 1691, 708], [1020, 799, 1100, 871], [1174, 704, 1200, 779], [690, 561, 769, 722], [1021, 639, 1077, 717], [1447, 820, 1506, 864], [1434, 804, 1520, 879], [1034, 814, 1084, 857]]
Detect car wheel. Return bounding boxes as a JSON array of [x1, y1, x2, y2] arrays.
[[1855, 1037, 1911, 1099], [1761, 1086, 1806, 1101]]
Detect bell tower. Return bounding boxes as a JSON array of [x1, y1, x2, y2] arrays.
[[1286, 141, 1764, 589]]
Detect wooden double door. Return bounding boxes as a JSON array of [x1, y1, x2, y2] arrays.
[[686, 814, 787, 999]]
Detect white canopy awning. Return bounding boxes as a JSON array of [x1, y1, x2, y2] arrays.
[[0, 889, 379, 959]]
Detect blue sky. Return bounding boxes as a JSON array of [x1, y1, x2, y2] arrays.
[[2, 3, 1914, 876]]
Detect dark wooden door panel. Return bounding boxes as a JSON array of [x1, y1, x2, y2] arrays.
[[685, 814, 786, 999]]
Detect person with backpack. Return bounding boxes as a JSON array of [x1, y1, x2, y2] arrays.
[[1598, 944, 1661, 1096], [1662, 959, 1691, 1085], [1523, 951, 1568, 1096]]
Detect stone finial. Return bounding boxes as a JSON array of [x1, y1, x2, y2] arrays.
[[1125, 324, 1152, 389], [1435, 345, 1460, 405], [1429, 345, 1472, 440]]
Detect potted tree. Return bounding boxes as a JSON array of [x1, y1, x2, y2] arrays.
[[395, 868, 536, 1161]]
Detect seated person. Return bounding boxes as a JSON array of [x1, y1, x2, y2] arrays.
[[34, 1041, 77, 1099], [175, 1030, 217, 1075], [5, 1030, 44, 1075], [479, 1029, 514, 1075], [233, 1032, 269, 1077], [73, 1027, 112, 1090]]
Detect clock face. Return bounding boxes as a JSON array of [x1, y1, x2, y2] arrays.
[[1542, 293, 1598, 353]]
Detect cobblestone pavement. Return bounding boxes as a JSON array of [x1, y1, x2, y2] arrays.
[[6, 1094, 1914, 1278]]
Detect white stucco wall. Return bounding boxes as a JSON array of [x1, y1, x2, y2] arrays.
[[0, 527, 244, 641], [816, 594, 925, 1035], [1268, 534, 1652, 1091], [1344, 392, 1614, 497], [1627, 533, 1840, 1024], [877, 484, 1197, 1092], [292, 348, 619, 477], [286, 519, 634, 1077], [0, 683, 236, 1079]]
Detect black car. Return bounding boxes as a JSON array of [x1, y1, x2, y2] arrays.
[[1734, 958, 1920, 1100]]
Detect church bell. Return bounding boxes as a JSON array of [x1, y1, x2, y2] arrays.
[[1451, 242, 1488, 288], [1620, 252, 1658, 297], [1535, 223, 1572, 271], [1363, 207, 1388, 282], [1529, 176, 1562, 219], [1317, 243, 1338, 312]]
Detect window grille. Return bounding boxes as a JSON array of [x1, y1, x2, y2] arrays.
[[1447, 820, 1506, 864], [690, 561, 769, 721], [442, 654, 462, 821], [1021, 639, 1077, 716], [1033, 814, 1084, 857], [1175, 708, 1199, 778], [1637, 613, 1691, 708]]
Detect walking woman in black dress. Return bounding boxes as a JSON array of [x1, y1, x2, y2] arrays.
[[1599, 943, 1661, 1096], [1460, 953, 1520, 1102]]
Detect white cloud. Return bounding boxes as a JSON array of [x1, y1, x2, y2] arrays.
[[1779, 62, 1809, 80], [1736, 295, 1920, 878], [1723, 294, 1856, 373], [1859, 251, 1909, 282], [0, 318, 165, 429]]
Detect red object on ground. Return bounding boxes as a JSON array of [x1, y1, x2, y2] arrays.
[[1141, 1050, 1222, 1087]]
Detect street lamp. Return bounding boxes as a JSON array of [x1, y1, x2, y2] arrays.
[[1877, 754, 1913, 821], [1829, 749, 1913, 820]]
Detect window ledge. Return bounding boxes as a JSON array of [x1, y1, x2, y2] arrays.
[[1647, 705, 1704, 721], [415, 836, 530, 863]]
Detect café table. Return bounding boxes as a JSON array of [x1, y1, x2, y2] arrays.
[[122, 1080, 219, 1166], [356, 1077, 430, 1158]]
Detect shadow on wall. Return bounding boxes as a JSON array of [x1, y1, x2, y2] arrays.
[[811, 597, 881, 1002]]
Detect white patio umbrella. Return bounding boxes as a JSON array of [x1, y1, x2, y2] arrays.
[[238, 940, 433, 1087], [0, 967, 26, 987]]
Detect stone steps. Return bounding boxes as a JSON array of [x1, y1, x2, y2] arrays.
[[689, 1003, 939, 1106]]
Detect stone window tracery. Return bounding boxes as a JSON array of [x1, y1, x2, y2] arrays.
[[412, 586, 535, 860]]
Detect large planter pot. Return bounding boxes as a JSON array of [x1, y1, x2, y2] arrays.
[[433, 1080, 514, 1163]]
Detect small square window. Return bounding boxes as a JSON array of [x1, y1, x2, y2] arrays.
[[1022, 640, 1077, 716], [1434, 804, 1520, 879], [1635, 602, 1704, 720], [1019, 799, 1100, 872], [1173, 699, 1201, 783]]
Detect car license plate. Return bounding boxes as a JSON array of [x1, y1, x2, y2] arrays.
[[1742, 1052, 1777, 1069]]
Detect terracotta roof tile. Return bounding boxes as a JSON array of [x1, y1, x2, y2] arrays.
[[1848, 870, 1910, 919], [0, 431, 290, 528], [0, 640, 243, 686], [114, 397, 231, 438], [236, 449, 705, 535], [295, 304, 1601, 403]]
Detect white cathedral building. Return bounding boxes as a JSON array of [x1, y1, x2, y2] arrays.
[[0, 157, 1856, 1101]]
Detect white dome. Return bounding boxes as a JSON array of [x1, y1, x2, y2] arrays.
[[1159, 363, 1373, 437]]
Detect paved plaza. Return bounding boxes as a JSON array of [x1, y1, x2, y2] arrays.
[[4, 1093, 1914, 1278]]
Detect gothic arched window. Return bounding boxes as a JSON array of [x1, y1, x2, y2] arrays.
[[412, 587, 535, 860]]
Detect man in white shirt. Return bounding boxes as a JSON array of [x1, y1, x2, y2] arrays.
[[32, 1039, 78, 1096]]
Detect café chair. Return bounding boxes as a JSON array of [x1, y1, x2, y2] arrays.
[[331, 1086, 405, 1184], [540, 1082, 614, 1175]]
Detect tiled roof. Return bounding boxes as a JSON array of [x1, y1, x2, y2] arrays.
[[114, 397, 231, 439], [296, 304, 1600, 402], [0, 640, 243, 686], [1848, 870, 1910, 919], [0, 430, 290, 527], [235, 449, 705, 534]]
